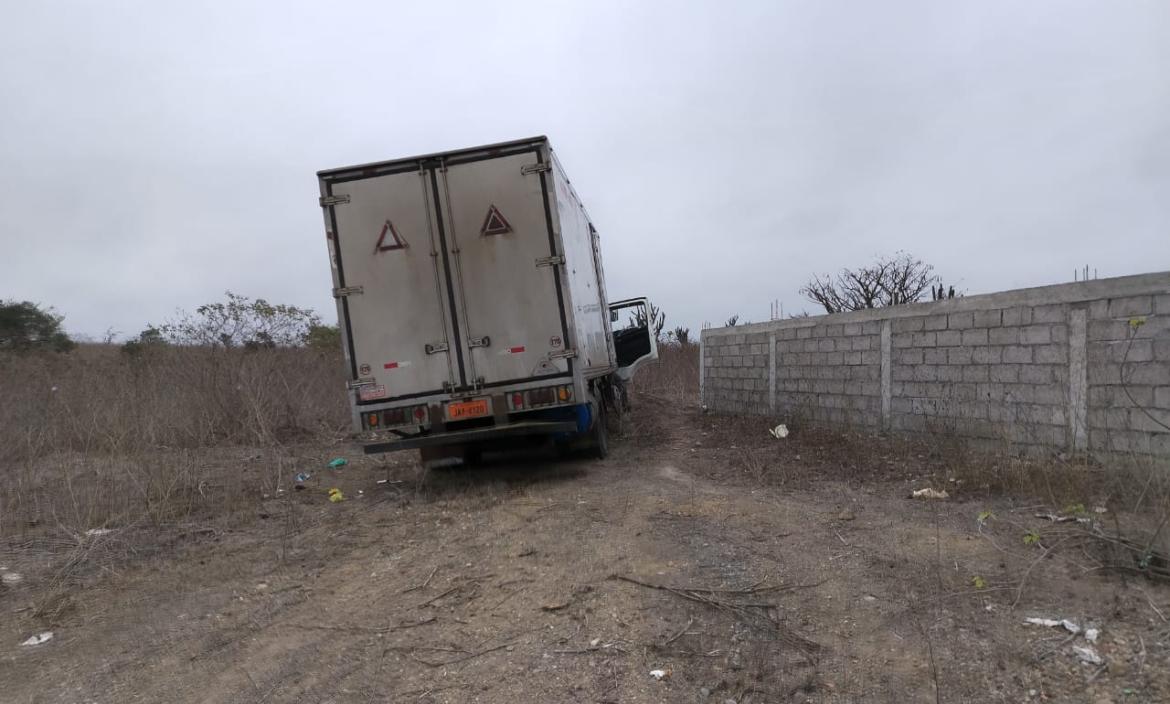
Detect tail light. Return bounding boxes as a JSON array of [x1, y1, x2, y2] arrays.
[[364, 404, 429, 430], [508, 384, 575, 411]]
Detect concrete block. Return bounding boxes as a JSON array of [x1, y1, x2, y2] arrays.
[[1089, 384, 1153, 408], [1051, 324, 1069, 343], [953, 383, 979, 401], [1128, 408, 1170, 433], [1123, 364, 1170, 386], [851, 336, 872, 351], [1111, 339, 1154, 363], [1157, 294, 1170, 315], [892, 365, 915, 382], [817, 339, 835, 352], [914, 365, 940, 382], [796, 327, 813, 339], [1032, 304, 1067, 324], [899, 348, 924, 365], [972, 346, 1002, 364], [825, 324, 844, 337], [989, 327, 1019, 345], [924, 348, 948, 364], [1154, 339, 1170, 361], [937, 365, 963, 382], [990, 365, 1019, 383], [1106, 431, 1151, 454], [862, 321, 882, 335], [778, 328, 796, 341], [1002, 345, 1032, 363], [936, 330, 962, 346], [1018, 365, 1055, 384], [911, 332, 937, 347], [974, 309, 1002, 327], [843, 322, 863, 336], [962, 329, 989, 346], [963, 365, 990, 382], [1108, 295, 1154, 318], [1153, 434, 1170, 456], [1002, 307, 1033, 326], [948, 312, 974, 329], [1020, 325, 1052, 345], [1088, 319, 1131, 341], [843, 351, 862, 365], [892, 333, 914, 349], [893, 317, 924, 333], [1033, 344, 1068, 364], [861, 350, 881, 365], [948, 347, 973, 365], [1088, 300, 1110, 320], [924, 314, 948, 331]]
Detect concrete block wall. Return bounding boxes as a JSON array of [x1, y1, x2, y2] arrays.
[[700, 272, 1170, 457]]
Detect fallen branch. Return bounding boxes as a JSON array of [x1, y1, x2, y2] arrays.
[[416, 586, 459, 608], [610, 574, 823, 654], [401, 566, 439, 594], [409, 642, 514, 668], [662, 617, 695, 647]]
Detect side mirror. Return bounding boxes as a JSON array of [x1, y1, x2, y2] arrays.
[[610, 310, 619, 323]]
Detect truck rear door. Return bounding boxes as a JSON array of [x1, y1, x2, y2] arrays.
[[434, 151, 571, 388], [326, 169, 457, 402]]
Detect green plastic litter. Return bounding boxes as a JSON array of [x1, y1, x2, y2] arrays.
[[328, 458, 348, 469]]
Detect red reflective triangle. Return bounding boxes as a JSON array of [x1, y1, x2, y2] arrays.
[[374, 220, 407, 251], [480, 205, 512, 236]]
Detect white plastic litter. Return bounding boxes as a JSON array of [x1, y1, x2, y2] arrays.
[[21, 632, 53, 646], [85, 528, 113, 537], [911, 488, 950, 500], [590, 638, 601, 648], [1061, 620, 1081, 635], [1072, 645, 1103, 665], [649, 669, 669, 680], [1, 570, 23, 586], [1084, 628, 1099, 643], [768, 424, 789, 439], [1025, 618, 1062, 628]]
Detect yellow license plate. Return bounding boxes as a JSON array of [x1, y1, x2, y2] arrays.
[[446, 398, 490, 421]]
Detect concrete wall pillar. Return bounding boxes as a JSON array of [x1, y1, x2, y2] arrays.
[[1068, 308, 1088, 451], [880, 319, 892, 430], [768, 331, 777, 413]]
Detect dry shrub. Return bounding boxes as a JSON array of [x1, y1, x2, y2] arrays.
[[632, 342, 699, 402], [0, 344, 348, 462], [0, 344, 348, 590]]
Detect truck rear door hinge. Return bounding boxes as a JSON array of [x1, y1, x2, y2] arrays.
[[468, 336, 491, 349], [535, 255, 564, 268], [521, 162, 551, 175], [319, 194, 351, 207], [332, 285, 363, 298], [424, 342, 449, 355], [346, 377, 376, 389], [549, 349, 577, 360]]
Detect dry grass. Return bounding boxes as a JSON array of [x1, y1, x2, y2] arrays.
[[632, 342, 699, 402], [0, 344, 347, 462], [0, 344, 348, 595]]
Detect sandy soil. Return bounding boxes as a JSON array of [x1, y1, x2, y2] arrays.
[[2, 398, 1168, 703]]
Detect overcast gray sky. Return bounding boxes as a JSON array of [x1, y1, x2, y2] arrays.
[[2, 0, 1168, 339]]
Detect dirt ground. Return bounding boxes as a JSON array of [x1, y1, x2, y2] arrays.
[[2, 398, 1169, 703]]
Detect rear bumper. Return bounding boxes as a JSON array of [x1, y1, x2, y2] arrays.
[[360, 420, 580, 455]]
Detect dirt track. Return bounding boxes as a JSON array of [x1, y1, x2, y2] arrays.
[[3, 399, 1169, 703]]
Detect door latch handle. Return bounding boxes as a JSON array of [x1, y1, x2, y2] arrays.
[[469, 336, 491, 349]]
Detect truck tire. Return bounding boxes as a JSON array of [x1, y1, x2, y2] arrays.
[[591, 401, 609, 459]]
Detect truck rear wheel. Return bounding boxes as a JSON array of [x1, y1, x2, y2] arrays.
[[590, 401, 609, 459]]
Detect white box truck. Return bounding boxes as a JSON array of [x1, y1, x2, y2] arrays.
[[317, 137, 657, 461]]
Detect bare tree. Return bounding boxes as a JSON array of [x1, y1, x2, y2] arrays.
[[630, 302, 666, 339], [799, 252, 938, 314]]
